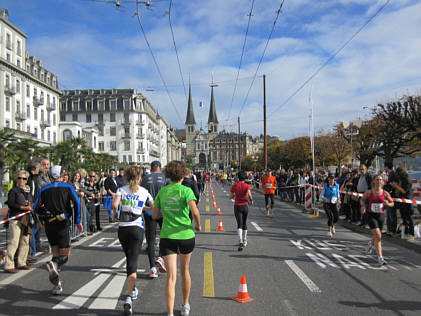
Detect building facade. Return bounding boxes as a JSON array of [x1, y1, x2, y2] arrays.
[[0, 9, 60, 145], [60, 88, 177, 165]]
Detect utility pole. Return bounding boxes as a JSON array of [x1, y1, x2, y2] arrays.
[[238, 116, 241, 170], [263, 74, 267, 170]]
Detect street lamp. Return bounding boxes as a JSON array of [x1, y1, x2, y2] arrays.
[[342, 120, 362, 168]]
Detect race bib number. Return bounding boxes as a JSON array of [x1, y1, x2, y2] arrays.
[[330, 197, 337, 204], [371, 203, 384, 213], [265, 184, 273, 189]]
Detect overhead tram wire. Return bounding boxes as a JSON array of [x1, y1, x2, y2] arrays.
[[135, 1, 183, 123], [168, 0, 187, 102], [237, 0, 286, 118], [226, 0, 256, 122], [268, 0, 392, 117]]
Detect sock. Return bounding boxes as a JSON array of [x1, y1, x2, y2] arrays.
[[237, 229, 243, 243], [243, 230, 248, 241]]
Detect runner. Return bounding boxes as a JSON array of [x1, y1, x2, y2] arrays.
[[322, 174, 341, 238], [360, 174, 394, 266], [112, 166, 153, 315], [261, 170, 277, 216], [229, 171, 253, 251], [152, 160, 201, 316], [141, 160, 168, 278], [33, 165, 82, 295]]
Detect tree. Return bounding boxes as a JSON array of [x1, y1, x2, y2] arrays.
[[374, 95, 421, 165], [284, 136, 312, 169], [314, 134, 336, 167], [0, 129, 15, 183]]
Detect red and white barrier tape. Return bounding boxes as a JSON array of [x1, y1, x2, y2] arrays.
[[1, 210, 32, 225]]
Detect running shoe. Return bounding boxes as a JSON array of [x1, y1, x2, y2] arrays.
[[181, 303, 191, 316], [332, 227, 336, 235], [243, 240, 248, 247], [378, 256, 386, 266], [366, 241, 374, 255], [328, 231, 333, 238], [149, 267, 158, 279], [155, 257, 166, 273], [52, 281, 63, 295], [123, 295, 132, 315], [132, 287, 138, 300], [238, 243, 244, 251], [46, 261, 60, 286]]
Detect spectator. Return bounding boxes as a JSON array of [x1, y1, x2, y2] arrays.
[[104, 169, 118, 223], [116, 168, 127, 189], [390, 167, 413, 236], [356, 164, 372, 227], [27, 160, 42, 263]]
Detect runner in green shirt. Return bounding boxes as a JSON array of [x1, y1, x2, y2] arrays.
[[152, 161, 201, 316]]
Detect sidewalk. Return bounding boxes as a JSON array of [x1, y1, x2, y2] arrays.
[[251, 186, 421, 255]]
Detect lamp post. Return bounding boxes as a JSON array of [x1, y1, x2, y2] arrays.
[[342, 119, 362, 168]]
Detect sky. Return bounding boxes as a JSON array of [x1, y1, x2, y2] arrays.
[[3, 0, 421, 139]]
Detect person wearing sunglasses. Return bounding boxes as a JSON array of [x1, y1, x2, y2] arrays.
[[4, 170, 33, 273], [84, 173, 101, 234]]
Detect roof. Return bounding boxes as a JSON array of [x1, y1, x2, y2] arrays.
[[208, 86, 218, 124], [185, 84, 196, 125]]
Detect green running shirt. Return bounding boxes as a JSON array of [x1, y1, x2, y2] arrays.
[[154, 183, 197, 239]]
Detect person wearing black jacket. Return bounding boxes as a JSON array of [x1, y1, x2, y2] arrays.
[[104, 169, 118, 223], [4, 170, 33, 273], [182, 169, 200, 209], [27, 160, 42, 261]]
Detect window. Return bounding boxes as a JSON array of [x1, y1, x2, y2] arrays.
[[124, 141, 130, 151], [123, 155, 127, 163], [61, 102, 66, 111], [137, 155, 140, 162], [16, 123, 21, 131], [34, 108, 38, 120], [110, 141, 116, 151], [41, 109, 44, 121], [16, 100, 21, 113], [26, 84, 30, 97], [17, 40, 21, 56], [27, 126, 31, 133], [60, 113, 65, 121], [53, 114, 56, 125], [41, 129, 44, 140], [110, 127, 116, 136], [93, 100, 98, 111], [98, 113, 103, 122], [98, 100, 104, 111], [34, 127, 38, 138], [40, 92, 44, 102], [124, 99, 130, 110], [79, 100, 86, 111], [124, 113, 130, 123], [128, 155, 132, 162], [5, 120, 10, 128], [6, 53, 10, 62], [6, 33, 11, 49], [48, 131, 51, 142], [110, 99, 117, 111], [99, 142, 104, 151], [17, 59, 21, 68], [6, 97, 10, 112], [98, 126, 104, 136], [86, 114, 92, 123], [110, 113, 116, 122], [53, 132, 57, 144], [47, 94, 50, 106], [124, 126, 130, 135], [72, 101, 78, 111], [34, 87, 37, 97], [16, 79, 20, 93], [5, 74, 10, 88], [72, 114, 78, 121], [63, 130, 72, 141], [27, 104, 30, 118]]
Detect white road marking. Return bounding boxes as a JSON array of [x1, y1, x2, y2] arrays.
[[306, 252, 339, 269], [285, 260, 321, 293], [283, 299, 298, 316], [88, 274, 126, 310], [251, 221, 263, 232]]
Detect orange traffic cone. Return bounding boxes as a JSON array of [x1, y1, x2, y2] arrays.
[[216, 207, 222, 215], [216, 219, 225, 231], [213, 201, 217, 208], [232, 275, 254, 303]]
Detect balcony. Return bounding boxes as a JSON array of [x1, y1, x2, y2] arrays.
[[136, 133, 145, 139], [4, 85, 16, 96], [136, 119, 145, 126], [15, 112, 26, 121], [33, 96, 44, 106], [40, 119, 51, 127], [136, 148, 145, 154], [121, 133, 131, 139], [96, 121, 105, 126], [46, 102, 56, 111], [150, 149, 159, 157], [122, 120, 131, 126]]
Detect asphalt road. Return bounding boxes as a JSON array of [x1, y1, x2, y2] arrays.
[[1, 181, 421, 316]]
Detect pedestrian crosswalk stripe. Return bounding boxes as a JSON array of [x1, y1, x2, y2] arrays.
[[88, 274, 126, 310], [53, 274, 111, 309]]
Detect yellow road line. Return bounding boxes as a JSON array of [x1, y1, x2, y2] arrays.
[[206, 205, 209, 212], [203, 252, 215, 297], [205, 219, 210, 232]]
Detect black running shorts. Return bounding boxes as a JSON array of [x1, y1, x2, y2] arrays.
[[45, 220, 71, 249], [159, 237, 195, 256], [366, 212, 385, 230]]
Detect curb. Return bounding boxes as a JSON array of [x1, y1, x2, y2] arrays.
[[251, 187, 421, 255]]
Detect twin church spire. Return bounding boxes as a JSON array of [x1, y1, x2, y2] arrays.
[[185, 82, 218, 131]]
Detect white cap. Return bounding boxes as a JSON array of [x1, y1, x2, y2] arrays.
[[51, 165, 62, 179]]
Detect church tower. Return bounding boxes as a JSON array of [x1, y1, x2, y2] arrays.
[[207, 85, 219, 140], [185, 83, 196, 157]]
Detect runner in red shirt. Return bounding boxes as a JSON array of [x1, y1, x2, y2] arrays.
[[229, 171, 253, 251], [261, 170, 277, 216]]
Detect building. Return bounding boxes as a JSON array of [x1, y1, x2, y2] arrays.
[[60, 88, 177, 165], [0, 9, 60, 145], [185, 82, 262, 170]]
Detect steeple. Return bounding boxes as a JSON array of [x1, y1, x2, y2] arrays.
[[208, 86, 218, 124], [185, 83, 196, 125]]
